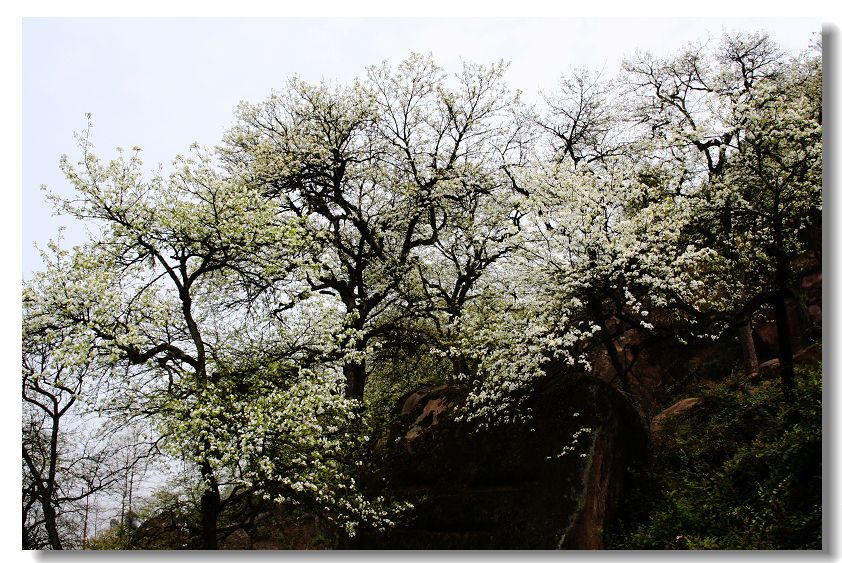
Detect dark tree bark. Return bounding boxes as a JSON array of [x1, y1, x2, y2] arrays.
[[199, 461, 221, 550], [22, 440, 63, 549], [21, 371, 70, 550], [771, 187, 797, 398], [773, 291, 796, 398], [738, 320, 759, 377], [343, 360, 368, 401]]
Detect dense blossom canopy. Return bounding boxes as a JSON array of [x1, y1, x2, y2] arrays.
[[23, 32, 821, 549]]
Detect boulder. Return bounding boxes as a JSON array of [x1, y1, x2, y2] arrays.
[[354, 373, 647, 549], [650, 397, 704, 442]]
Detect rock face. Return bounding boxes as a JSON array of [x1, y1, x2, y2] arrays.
[[354, 373, 647, 549]]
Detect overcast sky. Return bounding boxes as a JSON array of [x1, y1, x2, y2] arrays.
[[21, 17, 821, 276]]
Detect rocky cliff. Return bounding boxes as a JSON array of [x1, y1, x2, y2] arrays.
[[353, 373, 648, 549]]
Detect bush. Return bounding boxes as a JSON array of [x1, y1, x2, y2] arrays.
[[606, 363, 822, 549]]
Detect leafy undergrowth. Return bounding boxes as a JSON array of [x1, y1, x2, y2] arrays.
[[606, 362, 822, 550]]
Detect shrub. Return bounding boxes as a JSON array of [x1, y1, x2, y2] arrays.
[[607, 363, 822, 549]]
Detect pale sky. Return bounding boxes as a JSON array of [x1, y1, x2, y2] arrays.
[[21, 17, 821, 276]]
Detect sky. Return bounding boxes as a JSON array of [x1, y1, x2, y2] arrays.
[[21, 17, 822, 276], [6, 9, 838, 557]]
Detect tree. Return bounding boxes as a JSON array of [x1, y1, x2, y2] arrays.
[[25, 37, 820, 550], [383, 59, 534, 384], [222, 74, 413, 400], [623, 32, 822, 392], [22, 317, 82, 550], [36, 129, 401, 548], [523, 157, 708, 394], [708, 49, 822, 392], [23, 259, 128, 549], [222, 54, 529, 401], [525, 67, 711, 396], [537, 67, 631, 167]]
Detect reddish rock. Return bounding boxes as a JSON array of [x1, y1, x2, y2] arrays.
[[354, 374, 647, 550], [560, 428, 620, 549], [587, 253, 821, 412], [800, 270, 822, 290], [400, 384, 449, 416], [651, 397, 704, 440], [795, 342, 823, 364], [588, 329, 740, 416], [758, 358, 781, 378]]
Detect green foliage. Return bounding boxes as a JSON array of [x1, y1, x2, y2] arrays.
[[85, 524, 133, 550], [607, 363, 822, 549]]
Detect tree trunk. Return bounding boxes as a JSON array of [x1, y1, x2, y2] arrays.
[[343, 360, 367, 401], [82, 496, 90, 549], [773, 247, 796, 398], [588, 297, 631, 394], [602, 334, 632, 395], [773, 294, 796, 397], [45, 417, 63, 550], [199, 461, 221, 549], [738, 320, 759, 377], [43, 498, 63, 550]]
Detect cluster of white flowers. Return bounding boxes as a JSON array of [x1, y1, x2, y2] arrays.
[[547, 426, 594, 460], [157, 367, 409, 535]]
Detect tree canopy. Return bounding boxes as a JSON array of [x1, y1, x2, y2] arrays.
[[23, 31, 821, 549]]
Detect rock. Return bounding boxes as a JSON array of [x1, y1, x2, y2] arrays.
[[757, 358, 781, 378], [400, 385, 458, 445], [400, 384, 450, 416], [587, 329, 741, 416], [220, 529, 251, 550], [753, 252, 822, 361], [584, 251, 821, 411], [354, 373, 647, 550], [795, 341, 822, 364], [133, 509, 192, 549], [800, 270, 822, 290], [650, 397, 704, 441], [134, 501, 335, 550]]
